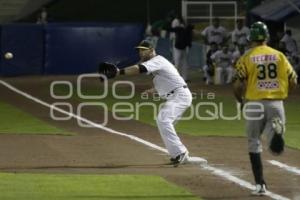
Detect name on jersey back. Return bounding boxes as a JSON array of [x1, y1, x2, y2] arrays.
[[251, 54, 277, 63]]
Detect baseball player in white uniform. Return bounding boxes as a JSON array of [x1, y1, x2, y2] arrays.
[[211, 45, 234, 84], [100, 40, 207, 167], [231, 19, 250, 48], [280, 30, 298, 56], [201, 18, 228, 47]]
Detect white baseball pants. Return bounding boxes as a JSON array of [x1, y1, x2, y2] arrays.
[[215, 67, 234, 84], [156, 87, 192, 158]]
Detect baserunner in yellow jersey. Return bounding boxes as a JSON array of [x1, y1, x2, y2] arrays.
[[233, 21, 298, 196]]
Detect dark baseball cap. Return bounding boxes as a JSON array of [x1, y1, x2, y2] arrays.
[[135, 40, 154, 50]]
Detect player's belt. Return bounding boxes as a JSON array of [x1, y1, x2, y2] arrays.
[[167, 85, 187, 96]]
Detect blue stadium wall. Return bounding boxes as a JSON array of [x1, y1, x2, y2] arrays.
[[0, 23, 144, 76]]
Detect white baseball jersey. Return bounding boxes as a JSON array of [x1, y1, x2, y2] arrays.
[[201, 25, 227, 45], [211, 50, 233, 68], [142, 55, 187, 97], [231, 26, 250, 46]]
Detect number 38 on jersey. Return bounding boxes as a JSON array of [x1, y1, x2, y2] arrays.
[[257, 63, 277, 80]]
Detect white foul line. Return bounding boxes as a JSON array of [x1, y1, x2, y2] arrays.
[[0, 80, 167, 153], [202, 165, 290, 200], [268, 160, 300, 175], [0, 79, 290, 200]]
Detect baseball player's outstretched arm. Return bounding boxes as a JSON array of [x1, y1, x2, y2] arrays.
[[98, 63, 148, 80], [142, 87, 157, 95], [118, 64, 148, 76]]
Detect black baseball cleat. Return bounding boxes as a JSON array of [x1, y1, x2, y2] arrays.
[[270, 117, 285, 155], [170, 152, 189, 167]]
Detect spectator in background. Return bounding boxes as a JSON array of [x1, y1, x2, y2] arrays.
[[231, 19, 250, 49], [278, 41, 300, 77], [151, 19, 166, 38], [203, 42, 219, 84], [211, 44, 234, 84], [279, 31, 300, 78], [145, 19, 167, 49], [144, 23, 159, 49], [270, 30, 284, 50], [201, 18, 228, 48], [36, 7, 48, 24], [170, 14, 182, 43], [170, 18, 194, 82], [280, 30, 298, 56], [145, 13, 175, 49], [170, 14, 184, 62]]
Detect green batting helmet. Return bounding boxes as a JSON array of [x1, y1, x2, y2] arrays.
[[249, 21, 269, 41]]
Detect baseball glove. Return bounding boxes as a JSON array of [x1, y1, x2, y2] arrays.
[[269, 117, 285, 155], [98, 62, 119, 80], [270, 134, 284, 155]]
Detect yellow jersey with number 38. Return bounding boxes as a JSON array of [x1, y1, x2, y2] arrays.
[[235, 44, 297, 100]]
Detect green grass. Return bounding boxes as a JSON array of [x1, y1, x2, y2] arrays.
[[0, 173, 201, 200], [61, 84, 300, 150], [0, 100, 71, 135], [67, 86, 251, 137], [282, 98, 300, 149]]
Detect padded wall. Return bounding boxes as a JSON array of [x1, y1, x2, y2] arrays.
[[0, 23, 144, 76], [44, 23, 143, 74], [0, 24, 44, 76]]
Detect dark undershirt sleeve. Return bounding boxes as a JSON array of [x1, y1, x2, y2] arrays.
[[138, 64, 148, 74]]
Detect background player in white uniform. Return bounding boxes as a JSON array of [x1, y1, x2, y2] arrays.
[[280, 29, 298, 56], [201, 17, 228, 48], [211, 45, 234, 84], [99, 40, 207, 167], [231, 19, 250, 49], [202, 42, 218, 84]]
